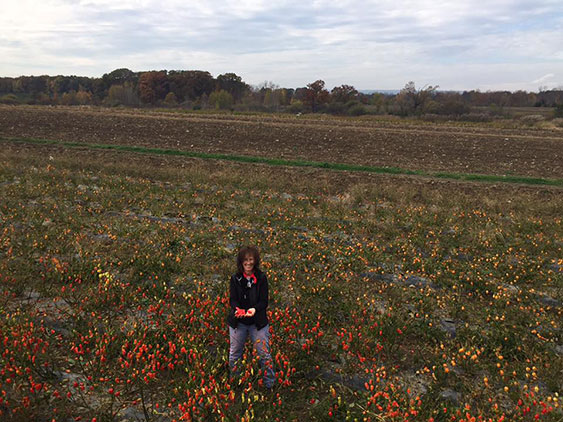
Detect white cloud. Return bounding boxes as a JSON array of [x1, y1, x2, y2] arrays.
[[532, 73, 555, 84]]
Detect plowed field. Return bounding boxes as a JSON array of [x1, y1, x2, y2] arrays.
[[1, 105, 562, 178]]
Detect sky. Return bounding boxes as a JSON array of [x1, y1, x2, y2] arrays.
[[1, 0, 562, 92]]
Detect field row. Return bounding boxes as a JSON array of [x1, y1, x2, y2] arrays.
[[4, 137, 563, 187]]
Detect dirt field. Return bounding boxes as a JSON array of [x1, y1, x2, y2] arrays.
[[1, 105, 562, 178]]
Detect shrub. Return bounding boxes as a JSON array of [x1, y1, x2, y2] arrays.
[[348, 104, 366, 116], [441, 99, 470, 116], [519, 114, 545, 126], [164, 92, 178, 106], [426, 100, 444, 114], [345, 100, 359, 109], [421, 113, 448, 122], [327, 102, 347, 115], [0, 94, 19, 105], [458, 113, 493, 122], [488, 104, 509, 117], [36, 93, 53, 105], [179, 100, 192, 109], [287, 100, 304, 114], [209, 89, 233, 110]]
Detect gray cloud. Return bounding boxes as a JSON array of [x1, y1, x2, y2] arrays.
[[0, 0, 562, 90]]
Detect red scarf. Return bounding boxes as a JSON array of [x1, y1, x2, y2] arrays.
[[244, 273, 257, 284]]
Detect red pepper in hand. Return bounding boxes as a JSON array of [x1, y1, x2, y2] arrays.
[[235, 307, 246, 318]]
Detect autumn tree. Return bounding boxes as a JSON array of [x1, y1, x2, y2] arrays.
[[292, 87, 307, 102], [30, 76, 49, 97], [168, 70, 214, 102], [330, 84, 358, 103], [101, 68, 137, 100], [138, 71, 169, 104], [216, 73, 248, 102], [106, 83, 139, 106], [89, 78, 105, 101], [14, 76, 48, 97], [264, 89, 289, 111], [50, 76, 82, 101], [326, 84, 359, 114], [60, 91, 78, 105], [509, 90, 534, 107], [75, 90, 93, 105], [536, 89, 563, 107], [254, 81, 288, 111], [0, 78, 14, 94], [164, 92, 178, 106], [369, 93, 386, 114], [102, 68, 138, 88], [303, 80, 330, 112]]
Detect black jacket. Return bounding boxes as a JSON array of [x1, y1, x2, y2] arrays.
[[227, 269, 269, 329]]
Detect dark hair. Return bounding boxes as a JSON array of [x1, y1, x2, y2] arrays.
[[237, 246, 260, 274]]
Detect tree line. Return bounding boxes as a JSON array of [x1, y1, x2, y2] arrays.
[[1, 68, 562, 118]]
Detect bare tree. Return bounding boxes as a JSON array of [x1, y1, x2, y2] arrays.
[[395, 81, 438, 115]]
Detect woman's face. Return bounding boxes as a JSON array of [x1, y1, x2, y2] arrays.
[[243, 254, 255, 274]]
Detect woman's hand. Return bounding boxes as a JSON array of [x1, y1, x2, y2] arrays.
[[245, 308, 256, 317]]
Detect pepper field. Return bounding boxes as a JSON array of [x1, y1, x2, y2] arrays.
[[0, 106, 562, 421]]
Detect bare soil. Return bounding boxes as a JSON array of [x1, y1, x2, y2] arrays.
[[1, 105, 562, 178]]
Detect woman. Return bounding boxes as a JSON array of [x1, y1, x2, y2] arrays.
[[227, 246, 275, 389]]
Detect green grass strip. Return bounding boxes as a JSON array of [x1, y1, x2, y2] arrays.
[[3, 136, 563, 187]]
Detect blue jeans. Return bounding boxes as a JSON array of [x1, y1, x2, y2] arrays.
[[229, 324, 275, 389]]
